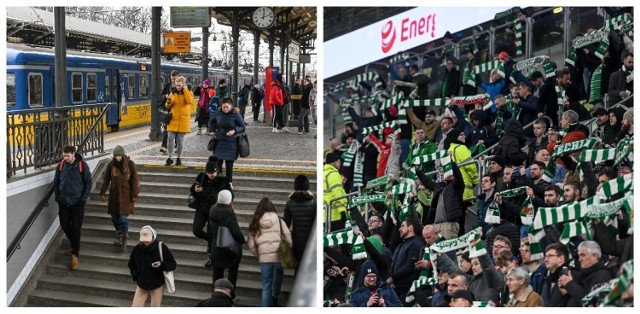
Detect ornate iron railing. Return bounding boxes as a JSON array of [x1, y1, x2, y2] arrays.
[[6, 103, 109, 177]]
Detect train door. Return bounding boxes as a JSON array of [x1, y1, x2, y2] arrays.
[[105, 69, 121, 131]]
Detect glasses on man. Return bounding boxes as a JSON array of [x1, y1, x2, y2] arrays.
[[493, 245, 507, 250]]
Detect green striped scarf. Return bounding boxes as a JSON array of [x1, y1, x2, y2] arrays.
[[365, 175, 391, 190], [520, 197, 535, 226], [324, 228, 356, 247], [542, 138, 599, 182], [450, 94, 490, 107], [406, 98, 448, 108], [486, 186, 528, 224], [514, 19, 525, 56], [622, 65, 634, 84], [354, 72, 384, 90], [389, 52, 410, 65], [348, 194, 386, 208], [589, 63, 604, 103], [353, 150, 364, 188], [361, 120, 400, 136], [469, 61, 506, 88], [603, 259, 634, 306], [378, 94, 403, 110], [604, 14, 634, 33], [412, 150, 453, 178], [597, 174, 633, 199], [472, 301, 493, 307], [469, 144, 486, 156], [463, 59, 475, 86], [342, 142, 358, 167]]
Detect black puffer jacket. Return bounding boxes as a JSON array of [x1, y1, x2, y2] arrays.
[[417, 163, 465, 224], [284, 191, 316, 261], [128, 241, 176, 290], [190, 172, 233, 214], [209, 204, 246, 268], [495, 120, 527, 166], [565, 261, 613, 307]]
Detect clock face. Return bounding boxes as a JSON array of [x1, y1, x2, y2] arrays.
[[252, 7, 275, 29]]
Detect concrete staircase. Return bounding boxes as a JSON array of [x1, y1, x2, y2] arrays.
[[18, 163, 316, 307]]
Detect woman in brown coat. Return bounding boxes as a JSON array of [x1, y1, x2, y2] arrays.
[[100, 145, 140, 251]]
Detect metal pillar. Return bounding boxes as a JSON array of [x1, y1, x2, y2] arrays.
[[149, 7, 162, 140], [253, 29, 260, 85], [202, 26, 209, 80], [268, 32, 275, 67], [54, 7, 67, 108], [231, 9, 240, 105]]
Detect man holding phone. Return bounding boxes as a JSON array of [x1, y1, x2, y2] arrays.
[[540, 243, 572, 306], [348, 265, 402, 307]]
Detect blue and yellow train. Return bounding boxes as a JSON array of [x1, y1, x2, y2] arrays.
[[6, 43, 262, 131]]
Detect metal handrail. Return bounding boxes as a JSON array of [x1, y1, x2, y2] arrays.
[[7, 103, 112, 261], [325, 191, 360, 233]]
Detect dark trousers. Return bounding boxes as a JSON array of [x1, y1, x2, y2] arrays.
[[193, 209, 210, 252], [214, 266, 239, 299], [298, 108, 310, 132], [273, 105, 285, 129], [217, 160, 235, 182], [58, 202, 85, 256], [239, 104, 247, 121], [252, 103, 261, 121]]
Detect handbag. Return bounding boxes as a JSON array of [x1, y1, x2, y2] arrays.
[[158, 241, 176, 293], [163, 111, 173, 125], [187, 173, 205, 209], [278, 219, 296, 268], [216, 222, 242, 257], [207, 137, 217, 151], [238, 132, 250, 158]]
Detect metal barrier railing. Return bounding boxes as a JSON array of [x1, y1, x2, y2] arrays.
[[325, 191, 360, 233], [6, 103, 110, 177], [7, 103, 111, 261]]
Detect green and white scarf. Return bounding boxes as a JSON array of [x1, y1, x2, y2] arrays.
[[514, 19, 525, 56], [324, 228, 356, 247], [485, 186, 528, 224], [622, 65, 633, 84], [348, 194, 386, 208], [412, 150, 453, 178], [405, 98, 448, 108], [389, 52, 410, 65], [353, 150, 364, 188], [468, 61, 506, 87], [604, 14, 634, 33], [597, 174, 633, 199], [565, 30, 610, 66], [450, 94, 490, 107], [473, 301, 494, 307], [361, 120, 400, 136], [365, 175, 391, 190], [520, 197, 535, 226], [378, 94, 404, 110], [603, 259, 634, 306], [354, 72, 384, 90], [542, 138, 599, 182], [342, 142, 359, 167], [589, 63, 604, 103]]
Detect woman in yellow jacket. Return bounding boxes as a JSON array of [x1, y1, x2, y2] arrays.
[[165, 76, 194, 166], [445, 129, 478, 202]]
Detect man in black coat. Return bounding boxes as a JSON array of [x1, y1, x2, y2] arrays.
[[559, 240, 613, 307], [416, 163, 465, 240], [608, 53, 633, 105], [387, 218, 423, 306], [196, 278, 235, 307]]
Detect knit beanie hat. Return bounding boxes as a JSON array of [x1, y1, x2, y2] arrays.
[[623, 108, 633, 122], [218, 190, 232, 205], [139, 225, 157, 242], [203, 79, 211, 86], [206, 156, 218, 173], [326, 153, 340, 164], [113, 145, 125, 156], [294, 174, 310, 191]]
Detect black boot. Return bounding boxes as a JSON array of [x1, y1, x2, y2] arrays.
[[272, 296, 278, 307], [205, 254, 212, 268], [176, 158, 182, 166]]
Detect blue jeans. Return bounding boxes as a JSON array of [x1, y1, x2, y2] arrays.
[[111, 214, 129, 233], [260, 262, 283, 307]]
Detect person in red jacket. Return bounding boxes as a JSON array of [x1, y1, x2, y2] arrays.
[[547, 110, 589, 170], [367, 130, 394, 178], [269, 74, 290, 133]]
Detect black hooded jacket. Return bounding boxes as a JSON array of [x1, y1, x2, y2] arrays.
[[284, 191, 316, 261], [128, 240, 177, 290], [495, 120, 527, 166]]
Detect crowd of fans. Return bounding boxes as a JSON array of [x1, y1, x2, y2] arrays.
[[323, 7, 633, 307]]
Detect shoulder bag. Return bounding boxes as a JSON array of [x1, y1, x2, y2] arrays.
[[238, 132, 250, 158], [187, 173, 205, 209], [159, 241, 176, 293], [278, 219, 296, 268], [215, 217, 242, 257]]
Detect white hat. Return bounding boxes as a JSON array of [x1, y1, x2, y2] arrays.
[[139, 225, 156, 242], [218, 190, 232, 205]]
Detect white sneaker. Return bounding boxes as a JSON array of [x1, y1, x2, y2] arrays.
[[274, 129, 283, 133], [282, 127, 291, 133], [272, 128, 277, 133]]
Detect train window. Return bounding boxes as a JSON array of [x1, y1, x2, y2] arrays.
[[128, 74, 135, 99], [105, 74, 111, 101], [140, 75, 149, 98], [87, 73, 97, 102], [28, 73, 43, 106], [72, 73, 83, 103], [7, 73, 16, 107]]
